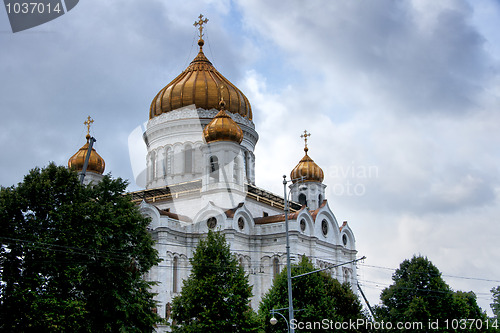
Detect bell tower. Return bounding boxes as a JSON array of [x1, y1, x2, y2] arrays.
[[200, 93, 246, 208], [68, 116, 106, 186], [289, 130, 326, 210]]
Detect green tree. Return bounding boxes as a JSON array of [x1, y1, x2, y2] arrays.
[[171, 230, 259, 332], [491, 286, 500, 320], [375, 255, 488, 332], [452, 291, 485, 321], [0, 163, 161, 332], [259, 256, 366, 333]]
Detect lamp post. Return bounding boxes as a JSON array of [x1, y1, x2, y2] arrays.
[[283, 175, 295, 333]]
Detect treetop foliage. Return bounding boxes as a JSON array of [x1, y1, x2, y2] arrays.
[[259, 256, 366, 333], [0, 163, 161, 332], [375, 255, 490, 333], [171, 230, 259, 333], [491, 286, 500, 320]]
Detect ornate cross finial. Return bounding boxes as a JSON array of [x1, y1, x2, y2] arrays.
[[301, 130, 311, 149], [84, 116, 94, 136], [194, 14, 209, 40]]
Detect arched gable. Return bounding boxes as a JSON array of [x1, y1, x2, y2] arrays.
[[139, 200, 161, 230], [193, 201, 227, 232], [313, 201, 340, 244], [231, 203, 255, 234], [295, 209, 314, 237], [340, 221, 356, 251]]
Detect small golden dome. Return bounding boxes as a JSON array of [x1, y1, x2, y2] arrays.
[[149, 35, 252, 120], [203, 100, 243, 144], [290, 147, 324, 183], [68, 135, 105, 175]]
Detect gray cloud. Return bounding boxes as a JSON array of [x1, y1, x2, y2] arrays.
[[1, 0, 500, 316], [238, 0, 496, 116]]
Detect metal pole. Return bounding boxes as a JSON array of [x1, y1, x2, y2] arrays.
[[80, 137, 96, 185], [358, 282, 376, 320], [283, 175, 295, 333]]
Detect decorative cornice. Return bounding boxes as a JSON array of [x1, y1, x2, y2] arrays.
[[147, 107, 255, 129]]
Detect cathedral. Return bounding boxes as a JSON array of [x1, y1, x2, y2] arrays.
[[68, 15, 358, 331]]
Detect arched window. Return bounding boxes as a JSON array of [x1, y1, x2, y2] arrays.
[[173, 257, 178, 293], [342, 234, 348, 247], [343, 267, 351, 284], [244, 150, 250, 181], [164, 147, 172, 176], [318, 194, 323, 204], [184, 145, 193, 174], [233, 157, 240, 183], [209, 156, 219, 182], [273, 257, 280, 279], [156, 150, 164, 178], [321, 219, 328, 236], [298, 193, 307, 206], [149, 152, 156, 182]]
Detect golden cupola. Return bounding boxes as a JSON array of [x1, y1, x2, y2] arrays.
[[203, 99, 243, 144], [149, 15, 252, 121], [68, 117, 105, 175], [290, 131, 324, 183]]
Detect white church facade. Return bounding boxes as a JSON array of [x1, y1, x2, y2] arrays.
[[130, 16, 358, 329], [70, 16, 358, 332]]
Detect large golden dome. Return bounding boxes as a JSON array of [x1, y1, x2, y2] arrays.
[[203, 100, 243, 144], [290, 146, 324, 183], [68, 134, 105, 175], [149, 39, 252, 120]]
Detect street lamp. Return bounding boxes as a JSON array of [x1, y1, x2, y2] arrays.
[[283, 175, 295, 333], [270, 309, 289, 333]]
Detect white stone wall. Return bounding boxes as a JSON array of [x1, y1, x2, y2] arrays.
[[290, 180, 327, 210], [141, 198, 358, 322], [144, 107, 259, 189], [142, 107, 356, 333], [79, 171, 103, 186]]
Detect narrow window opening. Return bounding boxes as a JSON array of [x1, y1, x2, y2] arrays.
[[173, 257, 178, 293], [209, 156, 219, 182], [273, 258, 280, 279], [298, 193, 307, 206], [184, 145, 193, 173]]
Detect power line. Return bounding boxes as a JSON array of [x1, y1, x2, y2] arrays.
[[4, 235, 499, 288], [359, 263, 500, 284]]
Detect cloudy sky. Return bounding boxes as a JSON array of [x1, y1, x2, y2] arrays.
[[2, 0, 500, 315]]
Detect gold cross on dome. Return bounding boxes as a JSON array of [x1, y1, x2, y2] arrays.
[[84, 116, 94, 136], [301, 130, 310, 149], [194, 14, 209, 39]]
